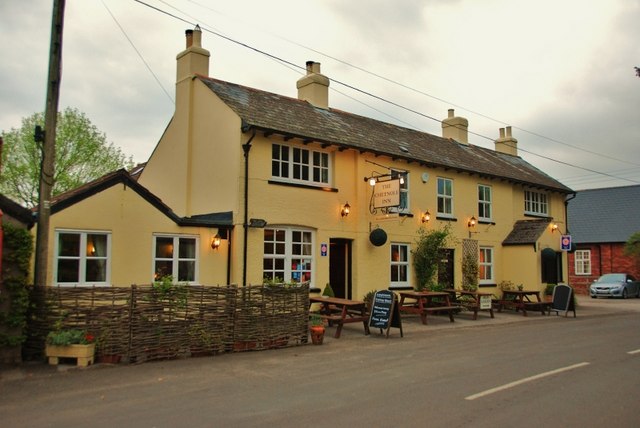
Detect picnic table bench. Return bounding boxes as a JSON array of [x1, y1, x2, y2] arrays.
[[398, 291, 461, 325], [498, 290, 549, 316], [309, 296, 370, 338], [444, 289, 495, 320]]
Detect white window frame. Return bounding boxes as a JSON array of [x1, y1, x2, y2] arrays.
[[524, 190, 548, 216], [437, 177, 454, 217], [574, 250, 591, 275], [479, 246, 494, 284], [263, 227, 314, 285], [271, 143, 331, 187], [390, 243, 410, 288], [478, 184, 492, 221], [152, 234, 199, 284], [54, 229, 111, 287]]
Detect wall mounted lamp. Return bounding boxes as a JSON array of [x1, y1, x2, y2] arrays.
[[341, 202, 351, 217], [551, 223, 559, 233], [467, 216, 479, 238], [211, 233, 222, 250], [421, 211, 431, 223]]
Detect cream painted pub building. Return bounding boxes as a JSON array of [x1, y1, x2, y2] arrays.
[[43, 28, 573, 299]]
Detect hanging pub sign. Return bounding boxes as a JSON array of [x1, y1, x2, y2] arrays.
[[561, 235, 572, 251], [373, 179, 401, 209]]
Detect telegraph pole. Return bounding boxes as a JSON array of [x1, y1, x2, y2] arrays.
[[34, 0, 65, 287]]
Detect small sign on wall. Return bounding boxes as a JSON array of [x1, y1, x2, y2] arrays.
[[561, 235, 572, 251], [320, 243, 327, 257]]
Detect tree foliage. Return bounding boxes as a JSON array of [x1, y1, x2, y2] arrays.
[[0, 107, 133, 207], [624, 232, 640, 261]]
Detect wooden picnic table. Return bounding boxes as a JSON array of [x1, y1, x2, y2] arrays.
[[397, 291, 461, 325], [309, 296, 370, 338], [444, 289, 495, 320], [497, 290, 549, 316]]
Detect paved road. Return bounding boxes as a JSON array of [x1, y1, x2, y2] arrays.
[[1, 296, 639, 427]]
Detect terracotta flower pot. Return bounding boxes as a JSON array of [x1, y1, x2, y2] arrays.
[[309, 326, 325, 345]]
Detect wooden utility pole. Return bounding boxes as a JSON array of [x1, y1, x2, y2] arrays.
[[34, 0, 65, 287]]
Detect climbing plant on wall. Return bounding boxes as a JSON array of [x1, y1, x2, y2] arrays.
[[0, 223, 33, 348]]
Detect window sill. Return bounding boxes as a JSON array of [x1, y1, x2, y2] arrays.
[[436, 216, 457, 222], [478, 283, 496, 288], [524, 213, 550, 219], [478, 220, 495, 225], [268, 180, 338, 192]]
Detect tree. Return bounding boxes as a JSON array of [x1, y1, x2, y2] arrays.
[[0, 107, 133, 207], [623, 232, 640, 262]]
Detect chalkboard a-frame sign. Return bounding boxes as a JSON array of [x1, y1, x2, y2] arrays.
[[368, 290, 403, 338], [549, 284, 576, 318]]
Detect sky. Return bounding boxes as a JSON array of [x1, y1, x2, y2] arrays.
[[1, 0, 638, 191]]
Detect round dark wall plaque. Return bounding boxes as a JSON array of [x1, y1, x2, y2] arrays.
[[369, 228, 388, 246]]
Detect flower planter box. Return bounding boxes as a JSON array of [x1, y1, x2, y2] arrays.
[[45, 344, 95, 367]]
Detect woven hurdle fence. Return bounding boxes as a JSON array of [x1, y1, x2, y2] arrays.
[[24, 284, 309, 363]]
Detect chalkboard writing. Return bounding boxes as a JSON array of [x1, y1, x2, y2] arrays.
[[369, 290, 393, 329], [550, 284, 576, 317], [368, 290, 403, 337]]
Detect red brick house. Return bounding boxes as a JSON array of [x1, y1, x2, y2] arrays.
[[567, 185, 640, 294]]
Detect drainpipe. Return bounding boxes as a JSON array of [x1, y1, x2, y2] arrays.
[[226, 229, 232, 285], [564, 191, 577, 284], [564, 192, 577, 234], [241, 123, 256, 286]]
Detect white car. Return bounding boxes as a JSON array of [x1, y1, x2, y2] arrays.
[[589, 273, 640, 299]]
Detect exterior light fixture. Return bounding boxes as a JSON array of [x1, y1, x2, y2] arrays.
[[365, 177, 376, 186], [341, 202, 351, 217], [468, 216, 477, 228], [211, 233, 222, 250], [421, 211, 431, 223], [551, 223, 559, 233]]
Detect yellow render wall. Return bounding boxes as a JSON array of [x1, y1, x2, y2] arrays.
[[46, 184, 228, 286]]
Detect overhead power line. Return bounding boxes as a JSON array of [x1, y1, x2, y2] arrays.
[[101, 0, 174, 104], [131, 0, 640, 185]]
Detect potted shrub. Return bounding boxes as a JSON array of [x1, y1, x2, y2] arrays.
[[309, 314, 325, 345], [45, 329, 96, 367]]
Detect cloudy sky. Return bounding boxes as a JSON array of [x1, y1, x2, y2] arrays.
[[1, 0, 638, 190]]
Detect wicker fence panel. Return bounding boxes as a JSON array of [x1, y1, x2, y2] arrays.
[[24, 283, 309, 364]]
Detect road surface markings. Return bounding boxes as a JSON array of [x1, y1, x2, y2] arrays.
[[627, 349, 640, 355], [465, 362, 590, 401]]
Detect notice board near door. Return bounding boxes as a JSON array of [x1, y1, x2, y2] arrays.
[[368, 290, 403, 337]]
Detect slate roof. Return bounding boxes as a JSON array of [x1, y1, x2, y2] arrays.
[[502, 219, 552, 246], [0, 193, 34, 227], [568, 185, 640, 243], [199, 76, 573, 194]]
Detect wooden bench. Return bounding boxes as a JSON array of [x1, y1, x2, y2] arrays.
[[398, 291, 460, 325]]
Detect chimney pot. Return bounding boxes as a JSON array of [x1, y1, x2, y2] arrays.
[[499, 127, 505, 138], [185, 29, 193, 48], [448, 109, 455, 118], [506, 126, 512, 137]]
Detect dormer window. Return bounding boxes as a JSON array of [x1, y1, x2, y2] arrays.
[[271, 143, 330, 186], [524, 190, 548, 216]]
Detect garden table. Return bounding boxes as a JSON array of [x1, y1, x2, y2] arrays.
[[309, 296, 370, 338]]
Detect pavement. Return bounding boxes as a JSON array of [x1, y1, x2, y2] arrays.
[[1, 294, 639, 383]]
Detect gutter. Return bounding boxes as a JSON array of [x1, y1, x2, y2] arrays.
[[241, 122, 257, 286]]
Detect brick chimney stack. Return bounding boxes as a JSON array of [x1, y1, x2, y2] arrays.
[[441, 109, 469, 144], [176, 25, 210, 84], [495, 126, 518, 156], [296, 61, 330, 109]]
